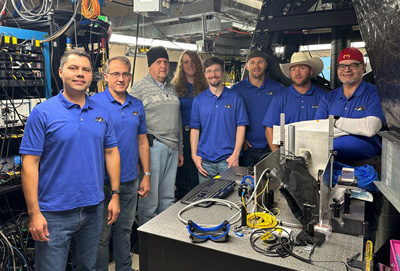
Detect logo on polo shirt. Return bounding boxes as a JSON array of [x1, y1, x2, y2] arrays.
[[267, 91, 274, 95], [224, 104, 233, 109], [312, 104, 319, 109], [355, 106, 365, 111], [94, 117, 104, 122], [132, 111, 139, 116]]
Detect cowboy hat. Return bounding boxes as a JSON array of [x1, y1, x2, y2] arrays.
[[279, 52, 324, 78]]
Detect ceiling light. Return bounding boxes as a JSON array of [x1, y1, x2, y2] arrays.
[[275, 41, 366, 54], [109, 34, 197, 51]]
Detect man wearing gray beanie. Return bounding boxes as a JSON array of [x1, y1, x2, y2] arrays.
[[230, 49, 285, 167], [129, 46, 184, 225]]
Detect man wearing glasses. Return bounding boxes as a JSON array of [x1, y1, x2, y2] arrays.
[[315, 47, 386, 243], [129, 46, 184, 226], [315, 47, 385, 167], [92, 56, 150, 271], [190, 57, 248, 183]]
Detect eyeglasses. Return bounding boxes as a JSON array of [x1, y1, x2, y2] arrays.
[[205, 68, 222, 74], [108, 72, 130, 79], [337, 63, 363, 71]]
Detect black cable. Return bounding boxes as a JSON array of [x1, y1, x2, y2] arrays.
[[106, 0, 132, 7], [39, 46, 50, 98], [0, 75, 26, 125], [49, 43, 60, 93], [172, 0, 197, 4], [312, 260, 350, 271], [249, 228, 286, 257], [93, 37, 101, 71], [278, 237, 312, 264], [148, 17, 187, 50], [131, 13, 140, 85]]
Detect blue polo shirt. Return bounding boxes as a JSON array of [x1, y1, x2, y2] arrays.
[[263, 84, 326, 127], [91, 88, 147, 183], [20, 91, 118, 212], [179, 82, 195, 126], [315, 81, 386, 163], [190, 87, 249, 162], [230, 78, 285, 149]]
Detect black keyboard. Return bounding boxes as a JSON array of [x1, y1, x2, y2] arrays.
[[180, 178, 236, 207]]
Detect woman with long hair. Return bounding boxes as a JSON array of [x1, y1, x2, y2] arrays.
[[172, 50, 208, 200]]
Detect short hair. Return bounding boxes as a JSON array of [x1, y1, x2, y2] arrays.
[[59, 49, 91, 70], [203, 57, 225, 71], [104, 56, 131, 74]]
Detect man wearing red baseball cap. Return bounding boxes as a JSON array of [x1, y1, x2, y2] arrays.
[[315, 47, 386, 243]]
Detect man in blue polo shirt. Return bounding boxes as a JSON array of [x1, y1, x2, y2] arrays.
[[315, 47, 385, 165], [230, 50, 285, 167], [314, 47, 386, 243], [263, 52, 326, 152], [20, 49, 121, 271], [190, 57, 249, 183], [92, 56, 150, 271]]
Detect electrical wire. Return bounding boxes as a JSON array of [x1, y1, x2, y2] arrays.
[[0, 0, 8, 20], [172, 0, 197, 4], [130, 13, 140, 85], [0, 229, 16, 270], [10, 245, 28, 271], [40, 0, 81, 43], [148, 17, 188, 50], [81, 0, 100, 20], [178, 198, 241, 227], [10, 0, 53, 22], [247, 212, 277, 229], [105, 0, 132, 7]]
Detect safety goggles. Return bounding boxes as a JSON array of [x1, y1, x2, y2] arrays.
[[187, 220, 230, 243]]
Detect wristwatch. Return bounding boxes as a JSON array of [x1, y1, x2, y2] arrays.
[[144, 172, 151, 176], [110, 189, 120, 196], [333, 115, 340, 128]]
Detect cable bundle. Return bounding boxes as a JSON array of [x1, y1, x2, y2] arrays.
[[10, 0, 53, 22], [0, 214, 34, 270], [81, 0, 101, 20]]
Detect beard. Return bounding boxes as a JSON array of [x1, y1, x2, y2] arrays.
[[340, 78, 358, 85], [292, 75, 311, 87], [250, 70, 265, 79], [209, 78, 222, 87]]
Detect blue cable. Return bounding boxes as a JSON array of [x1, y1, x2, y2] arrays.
[[240, 175, 254, 189], [10, 245, 29, 271]]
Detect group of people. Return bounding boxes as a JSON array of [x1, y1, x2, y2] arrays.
[[19, 44, 385, 270]]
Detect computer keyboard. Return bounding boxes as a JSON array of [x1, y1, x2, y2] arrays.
[[180, 178, 236, 207]]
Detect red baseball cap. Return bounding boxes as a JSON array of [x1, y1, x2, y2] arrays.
[[337, 47, 364, 63]]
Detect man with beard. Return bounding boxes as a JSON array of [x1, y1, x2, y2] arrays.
[[263, 52, 326, 152], [190, 57, 248, 183], [315, 47, 385, 243], [230, 50, 285, 167]]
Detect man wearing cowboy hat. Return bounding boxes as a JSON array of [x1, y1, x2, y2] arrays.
[[230, 49, 285, 167], [314, 47, 386, 244], [263, 51, 326, 152]]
